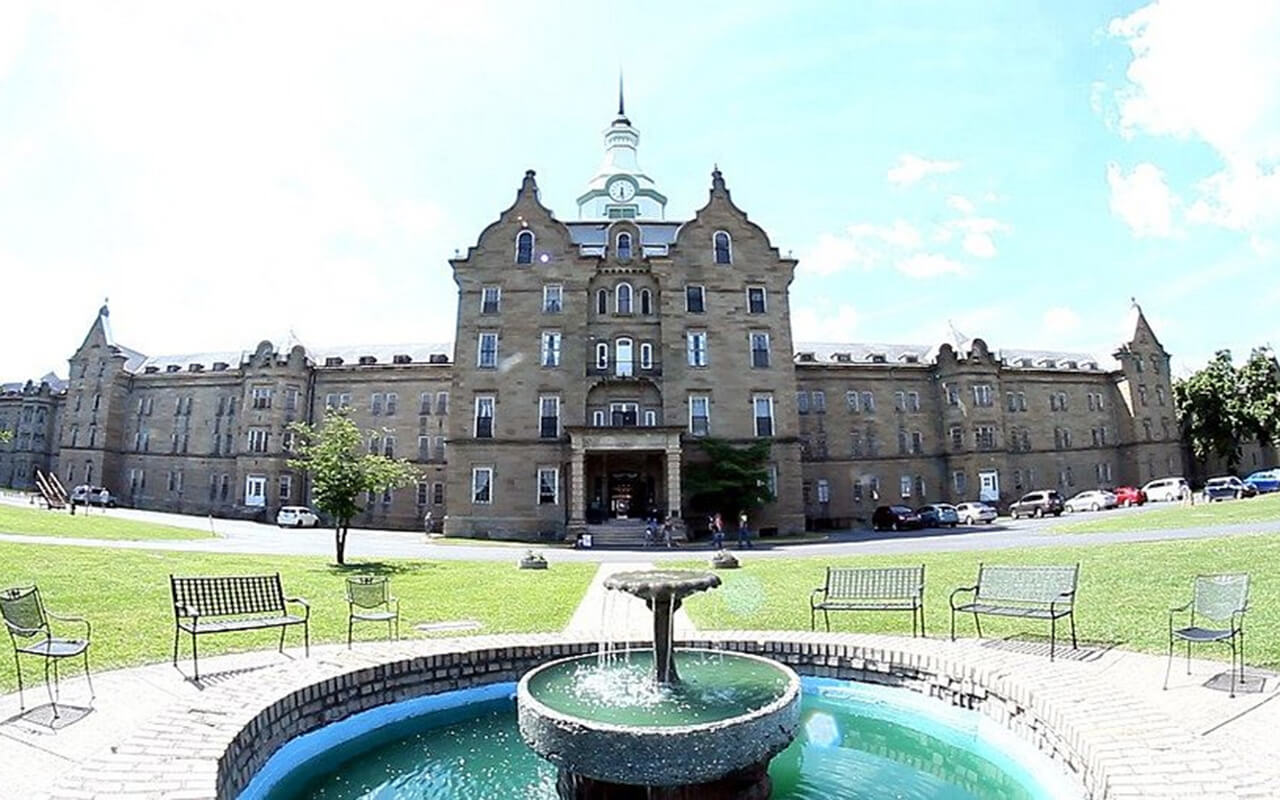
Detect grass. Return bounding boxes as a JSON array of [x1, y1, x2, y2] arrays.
[[1049, 492, 1280, 533], [0, 504, 214, 540], [678, 532, 1280, 668], [0, 541, 596, 691]]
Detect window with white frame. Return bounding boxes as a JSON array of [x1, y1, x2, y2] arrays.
[[753, 394, 774, 437], [278, 474, 291, 501], [433, 481, 444, 504], [367, 433, 380, 454], [685, 285, 705, 313], [616, 232, 632, 260], [749, 332, 770, 368], [516, 231, 533, 264], [592, 410, 605, 426], [972, 384, 993, 407], [846, 391, 859, 411], [420, 392, 432, 414], [383, 436, 395, 458], [766, 464, 779, 499], [418, 435, 431, 460], [975, 425, 996, 450], [385, 392, 397, 415], [251, 386, 273, 409], [713, 231, 732, 264], [914, 475, 926, 498], [610, 401, 638, 427], [477, 332, 498, 368], [861, 391, 876, 412], [539, 396, 560, 439], [543, 284, 562, 313], [689, 395, 710, 436], [474, 396, 495, 438], [907, 391, 920, 412], [687, 331, 708, 367], [481, 286, 501, 314], [616, 282, 633, 314], [953, 471, 967, 494], [639, 342, 653, 370], [541, 331, 561, 367], [615, 337, 634, 376], [817, 479, 830, 504], [416, 481, 429, 506], [538, 466, 559, 504], [894, 391, 907, 412], [248, 428, 269, 453], [911, 430, 923, 454], [900, 475, 912, 498], [435, 436, 446, 461], [812, 390, 826, 413], [595, 342, 609, 370], [796, 391, 809, 414], [747, 286, 766, 314], [371, 392, 384, 415], [436, 391, 449, 414], [472, 467, 493, 503], [644, 410, 657, 426]]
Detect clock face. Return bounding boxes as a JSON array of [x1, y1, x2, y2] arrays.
[[608, 179, 636, 202]]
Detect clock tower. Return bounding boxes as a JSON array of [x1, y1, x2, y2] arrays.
[[576, 78, 668, 220]]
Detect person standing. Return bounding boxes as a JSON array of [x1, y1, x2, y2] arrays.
[[736, 510, 752, 549], [711, 512, 725, 549]]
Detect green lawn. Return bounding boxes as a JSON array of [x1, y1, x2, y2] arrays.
[[1049, 492, 1280, 533], [0, 541, 596, 691], [0, 504, 214, 541], [679, 533, 1280, 668]]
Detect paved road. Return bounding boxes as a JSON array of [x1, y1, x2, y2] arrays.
[[3, 495, 1279, 561]]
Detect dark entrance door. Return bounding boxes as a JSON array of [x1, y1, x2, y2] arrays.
[[608, 471, 651, 519]]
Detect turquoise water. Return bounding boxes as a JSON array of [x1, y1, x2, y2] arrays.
[[524, 651, 792, 726], [250, 679, 1074, 800]]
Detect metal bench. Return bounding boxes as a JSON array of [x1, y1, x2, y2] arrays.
[[810, 565, 926, 636], [170, 574, 310, 680], [949, 563, 1079, 660]]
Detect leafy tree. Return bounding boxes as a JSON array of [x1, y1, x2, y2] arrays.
[[1174, 350, 1244, 471], [287, 409, 420, 564], [1237, 347, 1280, 448], [683, 438, 774, 520], [0, 430, 10, 444]]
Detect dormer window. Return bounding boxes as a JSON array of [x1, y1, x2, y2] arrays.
[[713, 231, 732, 264], [899, 354, 919, 364], [429, 354, 449, 364], [188, 364, 203, 372], [798, 352, 816, 362], [833, 353, 851, 363], [166, 364, 181, 373], [869, 354, 887, 364], [358, 355, 377, 366], [393, 354, 411, 365], [616, 232, 632, 260], [515, 230, 534, 264], [212, 362, 229, 371], [325, 357, 343, 367], [144, 366, 159, 374]]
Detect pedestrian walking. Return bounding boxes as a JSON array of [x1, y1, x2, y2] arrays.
[[662, 515, 676, 548], [736, 510, 752, 549], [711, 512, 725, 549]]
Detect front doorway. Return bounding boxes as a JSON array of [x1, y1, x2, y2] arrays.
[[586, 452, 664, 522], [606, 470, 656, 519]]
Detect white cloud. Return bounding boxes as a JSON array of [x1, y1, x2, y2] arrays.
[[798, 220, 921, 276], [0, 1, 33, 82], [1042, 307, 1082, 336], [897, 253, 966, 278], [961, 233, 997, 258], [887, 154, 961, 187], [1106, 162, 1179, 237], [1108, 1, 1280, 235], [945, 216, 1009, 258], [947, 194, 975, 214], [792, 305, 860, 342]]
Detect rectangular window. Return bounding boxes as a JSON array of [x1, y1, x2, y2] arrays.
[[325, 393, 337, 410], [278, 474, 291, 501], [900, 475, 912, 498], [220, 474, 229, 501], [285, 388, 299, 412], [766, 464, 779, 499], [383, 436, 395, 458], [907, 391, 919, 412], [750, 332, 771, 368], [687, 331, 708, 367], [753, 394, 774, 437], [436, 391, 449, 415], [953, 471, 967, 495], [817, 479, 830, 504], [689, 395, 710, 436], [685, 285, 706, 313], [435, 436, 446, 461], [812, 390, 826, 413], [592, 409, 606, 426], [474, 396, 495, 438], [861, 392, 875, 412], [746, 286, 767, 314], [610, 402, 638, 427], [417, 481, 429, 506], [371, 392, 384, 415], [796, 391, 809, 415], [845, 390, 859, 411], [538, 467, 559, 504], [252, 387, 273, 409], [541, 331, 562, 367], [418, 435, 432, 460], [540, 396, 560, 439], [911, 431, 923, 454], [1007, 392, 1018, 412], [433, 482, 444, 505], [946, 385, 960, 406], [972, 384, 993, 407], [543, 284, 563, 313], [248, 428, 269, 453], [477, 332, 498, 368], [849, 430, 863, 457], [639, 342, 653, 370], [385, 393, 397, 415], [472, 467, 493, 504], [368, 433, 380, 454], [481, 286, 501, 314], [975, 425, 996, 451], [420, 392, 433, 414], [340, 393, 351, 408], [853, 480, 864, 503]]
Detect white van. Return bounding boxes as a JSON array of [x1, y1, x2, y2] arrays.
[[1141, 477, 1190, 503], [276, 506, 321, 528]]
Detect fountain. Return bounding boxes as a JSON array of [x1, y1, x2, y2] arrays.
[[517, 569, 801, 799]]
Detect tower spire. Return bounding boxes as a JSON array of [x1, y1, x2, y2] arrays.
[[616, 70, 627, 121]]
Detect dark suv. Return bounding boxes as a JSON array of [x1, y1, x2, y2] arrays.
[[871, 505, 922, 532], [1009, 490, 1064, 519]]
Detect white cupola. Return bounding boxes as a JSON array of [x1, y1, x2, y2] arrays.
[[576, 76, 667, 220]]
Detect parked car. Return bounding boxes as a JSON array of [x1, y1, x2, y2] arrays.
[[276, 506, 321, 528], [916, 503, 959, 528], [1112, 486, 1147, 507], [1243, 469, 1280, 494], [954, 502, 998, 525], [1203, 476, 1255, 502], [1009, 490, 1065, 519], [1142, 477, 1190, 503], [871, 505, 923, 532], [1064, 490, 1118, 513], [69, 485, 116, 507]]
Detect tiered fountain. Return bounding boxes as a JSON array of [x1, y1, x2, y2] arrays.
[[517, 570, 801, 799]]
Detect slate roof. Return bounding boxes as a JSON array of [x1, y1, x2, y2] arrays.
[[998, 348, 1107, 371], [793, 342, 934, 365], [0, 372, 67, 394], [310, 342, 454, 366], [565, 222, 681, 246]]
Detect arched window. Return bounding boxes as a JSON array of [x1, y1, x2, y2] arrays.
[[516, 230, 534, 264], [713, 231, 732, 264], [616, 232, 632, 260], [595, 342, 609, 370], [639, 289, 652, 316], [639, 342, 653, 370], [597, 289, 608, 315], [615, 338, 634, 377], [616, 282, 633, 314]]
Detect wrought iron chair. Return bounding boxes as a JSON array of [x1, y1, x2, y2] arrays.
[[346, 576, 400, 647], [1, 585, 95, 718], [1164, 573, 1249, 697]]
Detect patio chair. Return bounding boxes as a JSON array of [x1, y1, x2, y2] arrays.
[[346, 576, 400, 647], [1164, 573, 1249, 698], [0, 585, 95, 718]]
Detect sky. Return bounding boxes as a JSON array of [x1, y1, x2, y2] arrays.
[[1, 0, 1277, 381]]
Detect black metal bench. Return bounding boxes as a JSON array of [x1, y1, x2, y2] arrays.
[[949, 563, 1079, 660], [170, 573, 310, 680], [810, 565, 926, 636]]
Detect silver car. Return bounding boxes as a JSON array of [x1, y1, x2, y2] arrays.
[[955, 502, 998, 525], [1064, 490, 1117, 513]]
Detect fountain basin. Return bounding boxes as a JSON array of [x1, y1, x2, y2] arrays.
[[517, 649, 800, 787]]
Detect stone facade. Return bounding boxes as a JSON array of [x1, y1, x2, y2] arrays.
[[2, 105, 1185, 536]]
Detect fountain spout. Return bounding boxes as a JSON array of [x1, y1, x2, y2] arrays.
[[603, 570, 721, 686]]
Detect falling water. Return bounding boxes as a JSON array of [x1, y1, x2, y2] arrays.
[[663, 592, 676, 684]]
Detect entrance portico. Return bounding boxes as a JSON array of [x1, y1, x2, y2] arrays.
[[567, 427, 685, 533]]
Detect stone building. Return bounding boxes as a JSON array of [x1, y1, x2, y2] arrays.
[[3, 98, 1184, 536]]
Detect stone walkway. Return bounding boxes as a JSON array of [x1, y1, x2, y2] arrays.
[[0, 631, 1275, 799], [562, 562, 697, 640]]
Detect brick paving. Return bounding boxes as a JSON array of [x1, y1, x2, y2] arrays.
[[0, 634, 1275, 799]]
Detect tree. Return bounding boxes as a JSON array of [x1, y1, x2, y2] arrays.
[[0, 430, 10, 444], [1174, 350, 1244, 471], [1237, 347, 1280, 448], [683, 438, 774, 519], [287, 409, 420, 565]]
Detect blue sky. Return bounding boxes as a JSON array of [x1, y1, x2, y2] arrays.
[[2, 0, 1277, 380]]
